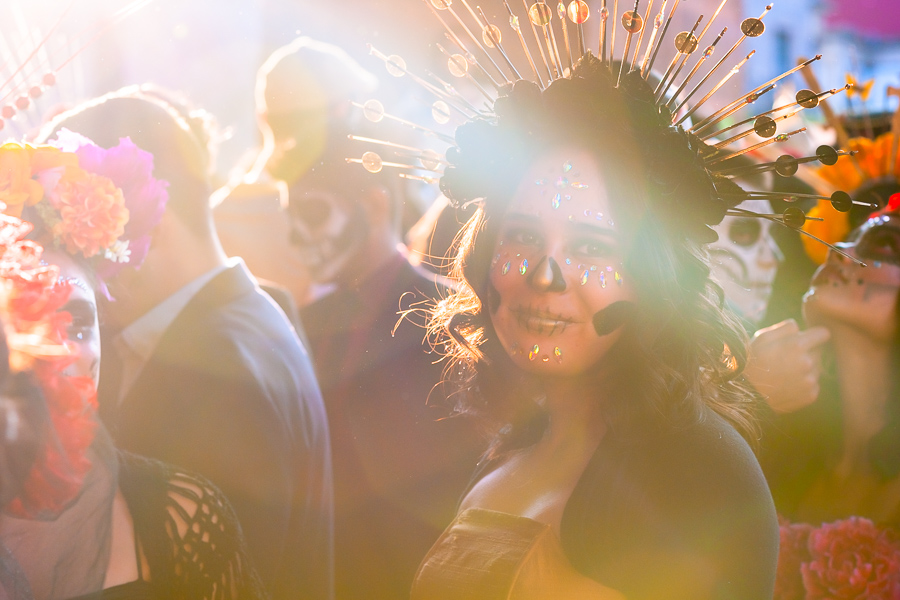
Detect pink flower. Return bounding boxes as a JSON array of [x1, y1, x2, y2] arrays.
[[802, 516, 900, 599], [775, 517, 813, 600], [52, 130, 168, 275]]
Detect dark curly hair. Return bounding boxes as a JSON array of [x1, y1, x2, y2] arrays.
[[429, 53, 758, 455]]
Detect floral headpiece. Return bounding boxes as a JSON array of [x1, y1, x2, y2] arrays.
[[0, 130, 169, 292], [0, 212, 97, 519], [345, 0, 858, 255], [802, 131, 900, 264]]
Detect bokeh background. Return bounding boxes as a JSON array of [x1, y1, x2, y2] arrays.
[[2, 0, 899, 182]]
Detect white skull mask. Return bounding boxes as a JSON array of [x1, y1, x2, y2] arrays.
[[709, 199, 783, 325]]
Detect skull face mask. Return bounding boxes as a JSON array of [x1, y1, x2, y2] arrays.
[[709, 199, 783, 326], [287, 186, 369, 285]]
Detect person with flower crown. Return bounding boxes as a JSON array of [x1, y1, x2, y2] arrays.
[[31, 87, 333, 600], [0, 136, 268, 597]]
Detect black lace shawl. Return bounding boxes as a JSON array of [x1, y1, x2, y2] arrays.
[[116, 451, 269, 600]]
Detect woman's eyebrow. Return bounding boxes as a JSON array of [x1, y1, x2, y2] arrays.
[[569, 222, 618, 238]]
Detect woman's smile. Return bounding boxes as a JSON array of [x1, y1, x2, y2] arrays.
[[509, 305, 579, 336]]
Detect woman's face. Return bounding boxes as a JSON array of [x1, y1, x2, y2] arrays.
[[488, 148, 636, 376], [803, 213, 900, 342], [43, 249, 101, 385]]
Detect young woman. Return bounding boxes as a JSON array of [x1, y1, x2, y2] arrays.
[[411, 56, 779, 599], [0, 135, 266, 599]]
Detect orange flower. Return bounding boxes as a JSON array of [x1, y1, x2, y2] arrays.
[[802, 198, 850, 265], [0, 142, 45, 217], [817, 133, 900, 193], [50, 172, 129, 258]]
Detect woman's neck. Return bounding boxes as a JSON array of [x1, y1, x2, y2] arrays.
[[831, 324, 893, 475], [539, 376, 606, 447]]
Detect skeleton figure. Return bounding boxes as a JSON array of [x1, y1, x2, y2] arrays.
[[709, 199, 783, 326]]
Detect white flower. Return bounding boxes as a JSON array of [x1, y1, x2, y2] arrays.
[[104, 239, 131, 263]]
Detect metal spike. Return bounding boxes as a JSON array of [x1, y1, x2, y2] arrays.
[[676, 50, 755, 127], [426, 0, 510, 85], [523, 0, 555, 81], [352, 101, 457, 144], [477, 5, 525, 80], [566, 0, 590, 58], [798, 59, 855, 153], [719, 149, 855, 178], [655, 15, 702, 102], [348, 135, 448, 162], [609, 0, 619, 70], [712, 108, 802, 148], [427, 2, 504, 89], [644, 0, 682, 77], [504, 0, 545, 87], [435, 43, 495, 102], [666, 27, 726, 112], [368, 44, 477, 115], [599, 0, 609, 63], [692, 55, 821, 134], [701, 87, 844, 140], [672, 3, 774, 121], [442, 0, 514, 83], [692, 82, 777, 135], [631, 0, 654, 69], [639, 0, 667, 77], [706, 127, 806, 166], [541, 1, 566, 76], [726, 207, 867, 267], [425, 68, 490, 115], [347, 156, 444, 174], [618, 0, 642, 86], [557, 1, 575, 72], [692, 0, 730, 46]]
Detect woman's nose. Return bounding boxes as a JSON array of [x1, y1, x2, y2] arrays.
[[528, 256, 567, 292]]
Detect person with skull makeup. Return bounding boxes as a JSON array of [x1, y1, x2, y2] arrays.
[[35, 87, 334, 600], [228, 38, 483, 600], [711, 198, 832, 416], [409, 55, 779, 599], [761, 189, 900, 526]]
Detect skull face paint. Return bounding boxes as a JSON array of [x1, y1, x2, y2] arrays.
[[709, 199, 782, 325], [287, 186, 369, 284], [804, 213, 900, 343], [489, 148, 636, 376]]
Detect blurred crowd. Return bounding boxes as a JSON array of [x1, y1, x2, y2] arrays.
[[0, 1, 898, 599]]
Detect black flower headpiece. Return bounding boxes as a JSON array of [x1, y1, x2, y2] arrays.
[[348, 0, 865, 256]]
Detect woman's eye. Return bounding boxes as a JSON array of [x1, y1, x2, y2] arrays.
[[572, 239, 611, 257], [64, 305, 96, 342], [505, 228, 542, 246]]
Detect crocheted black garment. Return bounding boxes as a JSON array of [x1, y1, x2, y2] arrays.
[[117, 451, 268, 600]]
